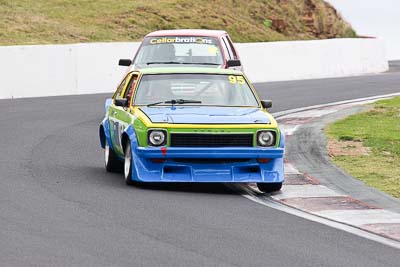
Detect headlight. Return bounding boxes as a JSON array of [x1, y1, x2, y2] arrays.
[[257, 131, 275, 147], [148, 130, 167, 146]]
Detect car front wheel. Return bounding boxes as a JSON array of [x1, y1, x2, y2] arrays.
[[257, 182, 282, 193]]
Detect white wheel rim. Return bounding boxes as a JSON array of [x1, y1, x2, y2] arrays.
[[105, 143, 110, 166], [124, 146, 131, 180]]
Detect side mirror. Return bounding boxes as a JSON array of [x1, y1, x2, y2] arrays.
[[261, 100, 272, 109], [226, 59, 241, 68], [114, 98, 129, 107], [119, 59, 132, 66]]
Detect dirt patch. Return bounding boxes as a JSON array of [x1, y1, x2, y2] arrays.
[[328, 139, 371, 157]]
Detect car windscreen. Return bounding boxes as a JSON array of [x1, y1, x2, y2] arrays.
[[134, 74, 259, 107], [133, 36, 224, 66]]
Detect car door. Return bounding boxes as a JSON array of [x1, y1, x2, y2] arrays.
[[113, 72, 140, 148], [108, 73, 134, 155]]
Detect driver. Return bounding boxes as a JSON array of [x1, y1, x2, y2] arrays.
[[155, 44, 176, 62]]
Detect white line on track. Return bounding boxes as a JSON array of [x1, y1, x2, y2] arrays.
[[283, 163, 301, 175], [272, 92, 400, 118], [278, 124, 299, 136]]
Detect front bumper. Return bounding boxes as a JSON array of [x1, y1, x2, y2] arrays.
[[136, 146, 284, 159], [131, 146, 284, 183]]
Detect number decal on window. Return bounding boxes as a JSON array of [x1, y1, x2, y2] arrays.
[[228, 75, 245, 84], [208, 46, 218, 55]]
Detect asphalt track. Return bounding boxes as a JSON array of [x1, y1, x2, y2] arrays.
[[1, 62, 400, 266]]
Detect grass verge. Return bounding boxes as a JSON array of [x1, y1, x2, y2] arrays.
[[326, 97, 400, 199], [0, 0, 356, 45]]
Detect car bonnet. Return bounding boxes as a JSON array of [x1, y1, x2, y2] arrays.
[[139, 106, 272, 124]]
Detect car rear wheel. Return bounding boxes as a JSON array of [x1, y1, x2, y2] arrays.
[[104, 142, 121, 172], [257, 182, 282, 193], [124, 142, 135, 185]]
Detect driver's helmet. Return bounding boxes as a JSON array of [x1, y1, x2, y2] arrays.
[[155, 44, 176, 62]]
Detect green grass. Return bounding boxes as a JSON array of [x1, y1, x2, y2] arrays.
[[326, 97, 400, 198], [0, 0, 356, 45]]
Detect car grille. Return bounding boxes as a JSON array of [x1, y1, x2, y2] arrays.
[[170, 133, 253, 147]]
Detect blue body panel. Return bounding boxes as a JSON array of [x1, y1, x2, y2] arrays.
[[99, 101, 285, 184], [100, 117, 113, 150]]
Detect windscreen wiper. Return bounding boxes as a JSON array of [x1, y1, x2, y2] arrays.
[[188, 62, 220, 65], [165, 99, 202, 105], [147, 99, 202, 107], [146, 62, 220, 65], [146, 101, 164, 107], [146, 61, 183, 65]]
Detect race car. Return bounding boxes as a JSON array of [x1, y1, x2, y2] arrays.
[[118, 29, 242, 70], [99, 67, 284, 193]]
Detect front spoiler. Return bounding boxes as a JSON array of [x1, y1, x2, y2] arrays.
[[131, 146, 284, 183]]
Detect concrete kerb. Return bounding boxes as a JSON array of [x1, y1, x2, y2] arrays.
[[232, 183, 400, 250], [237, 93, 400, 247]]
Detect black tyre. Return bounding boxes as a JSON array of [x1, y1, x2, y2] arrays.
[[257, 182, 282, 193], [124, 141, 136, 185], [104, 142, 121, 172]]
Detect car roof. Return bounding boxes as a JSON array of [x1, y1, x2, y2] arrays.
[[137, 67, 243, 76], [145, 29, 227, 38]]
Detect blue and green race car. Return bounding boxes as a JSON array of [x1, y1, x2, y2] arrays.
[[99, 67, 284, 192]]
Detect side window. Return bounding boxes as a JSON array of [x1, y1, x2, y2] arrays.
[[225, 36, 238, 59], [222, 37, 233, 60], [123, 74, 138, 105], [114, 74, 130, 99]]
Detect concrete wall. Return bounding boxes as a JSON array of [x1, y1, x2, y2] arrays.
[[236, 38, 388, 83], [0, 38, 388, 99], [0, 43, 140, 99]]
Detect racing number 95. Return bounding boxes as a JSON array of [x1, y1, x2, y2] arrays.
[[228, 75, 245, 84]]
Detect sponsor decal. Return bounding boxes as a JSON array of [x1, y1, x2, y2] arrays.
[[149, 37, 213, 45], [228, 75, 245, 84]]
